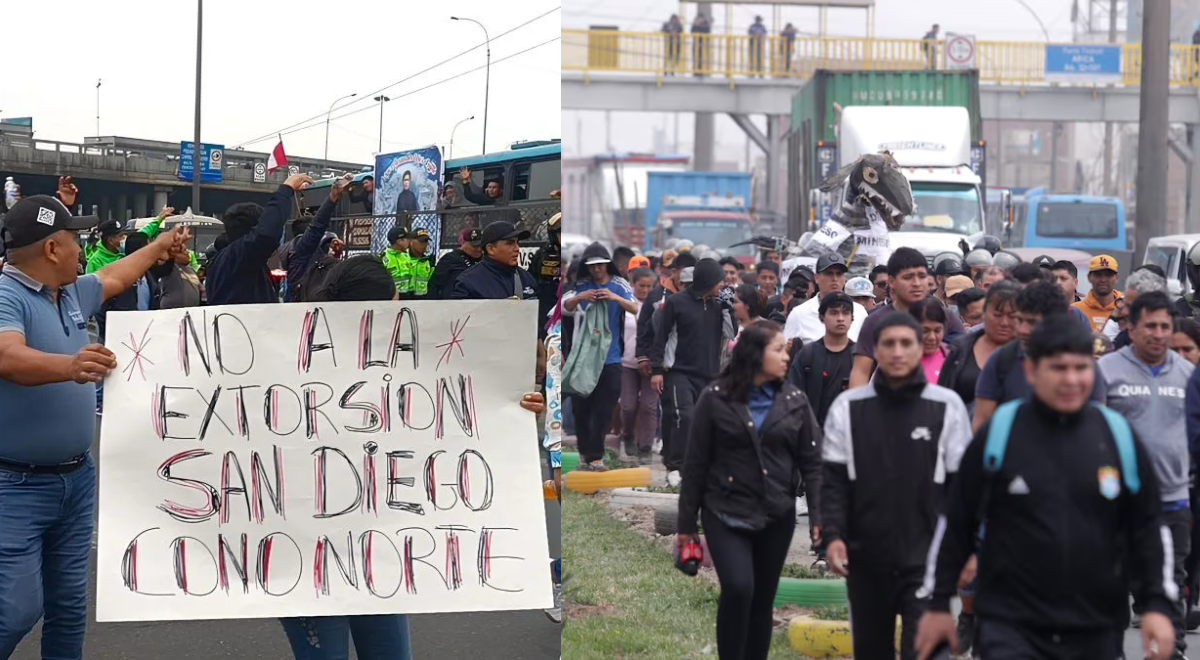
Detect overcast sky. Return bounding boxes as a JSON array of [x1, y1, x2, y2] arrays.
[[564, 0, 1088, 160], [3, 1, 561, 165]]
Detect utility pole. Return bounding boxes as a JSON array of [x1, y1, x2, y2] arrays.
[[1135, 0, 1169, 260], [1102, 0, 1117, 197], [374, 95, 390, 152], [694, 2, 715, 170], [192, 0, 203, 213]]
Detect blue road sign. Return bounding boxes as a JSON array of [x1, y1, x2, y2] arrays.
[[178, 141, 224, 183], [1044, 44, 1122, 83]]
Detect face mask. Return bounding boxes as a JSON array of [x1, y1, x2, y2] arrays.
[[949, 305, 959, 315]]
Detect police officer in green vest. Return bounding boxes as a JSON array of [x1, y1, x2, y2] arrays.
[[406, 228, 435, 298]]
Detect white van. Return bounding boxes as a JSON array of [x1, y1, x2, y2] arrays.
[[1142, 234, 1199, 299]]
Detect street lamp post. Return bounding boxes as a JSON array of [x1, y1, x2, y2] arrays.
[[324, 92, 357, 162], [373, 95, 390, 153], [192, 0, 203, 213], [451, 16, 490, 155], [449, 115, 474, 160]]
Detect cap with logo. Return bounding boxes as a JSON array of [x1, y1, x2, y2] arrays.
[[386, 225, 409, 244], [818, 291, 855, 314], [411, 228, 431, 242], [815, 252, 848, 273], [459, 227, 482, 246], [1032, 254, 1056, 269], [945, 275, 974, 298], [97, 218, 127, 239], [628, 255, 651, 270], [1, 196, 97, 249], [845, 276, 874, 298], [1088, 254, 1118, 273], [479, 220, 531, 246]]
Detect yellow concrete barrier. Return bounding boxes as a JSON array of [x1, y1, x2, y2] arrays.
[[787, 615, 902, 658]]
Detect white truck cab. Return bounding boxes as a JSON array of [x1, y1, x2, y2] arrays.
[[838, 106, 985, 262], [1143, 234, 1199, 299]]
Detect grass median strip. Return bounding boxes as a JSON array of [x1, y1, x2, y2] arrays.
[[562, 490, 810, 659]]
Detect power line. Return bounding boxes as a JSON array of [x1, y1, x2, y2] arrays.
[[234, 6, 560, 148], [268, 36, 561, 144]]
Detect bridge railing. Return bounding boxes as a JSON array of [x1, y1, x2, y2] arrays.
[[563, 29, 1200, 86]]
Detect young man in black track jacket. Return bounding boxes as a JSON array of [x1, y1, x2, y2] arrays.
[[915, 314, 1176, 660], [820, 312, 973, 660]]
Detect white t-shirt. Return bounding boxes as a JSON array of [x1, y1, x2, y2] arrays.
[[783, 294, 868, 344], [622, 298, 643, 368]]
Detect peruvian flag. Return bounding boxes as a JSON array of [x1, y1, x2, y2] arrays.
[[267, 136, 288, 172]]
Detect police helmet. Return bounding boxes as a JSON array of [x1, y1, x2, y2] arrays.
[[974, 235, 1003, 255], [992, 250, 1023, 271], [965, 249, 993, 268]]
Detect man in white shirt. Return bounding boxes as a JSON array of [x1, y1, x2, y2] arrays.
[[784, 253, 868, 344]]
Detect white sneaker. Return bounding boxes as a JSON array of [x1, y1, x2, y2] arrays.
[[795, 496, 809, 517], [666, 470, 682, 487], [543, 583, 562, 624], [652, 438, 663, 455]]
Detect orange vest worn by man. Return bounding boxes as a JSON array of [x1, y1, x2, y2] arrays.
[[1072, 254, 1122, 333]]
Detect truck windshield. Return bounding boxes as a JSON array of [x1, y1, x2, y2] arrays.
[[673, 219, 755, 258], [900, 183, 982, 235]]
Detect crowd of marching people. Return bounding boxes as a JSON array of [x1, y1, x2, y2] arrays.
[[0, 174, 564, 659], [558, 233, 1200, 659]]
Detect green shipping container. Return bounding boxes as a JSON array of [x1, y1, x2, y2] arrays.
[[790, 69, 982, 143], [786, 69, 982, 237]]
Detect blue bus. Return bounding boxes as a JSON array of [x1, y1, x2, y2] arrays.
[[444, 140, 561, 205], [1003, 189, 1132, 277]]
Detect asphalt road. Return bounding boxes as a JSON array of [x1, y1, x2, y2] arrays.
[[8, 422, 562, 659]]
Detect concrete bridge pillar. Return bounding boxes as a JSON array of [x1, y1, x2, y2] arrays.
[[694, 113, 715, 171], [98, 196, 111, 223], [153, 188, 169, 215], [116, 193, 128, 223], [133, 192, 148, 220]]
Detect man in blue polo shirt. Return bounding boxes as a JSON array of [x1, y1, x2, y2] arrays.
[[0, 195, 183, 659]]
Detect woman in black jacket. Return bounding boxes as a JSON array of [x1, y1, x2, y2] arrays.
[[676, 320, 824, 660]]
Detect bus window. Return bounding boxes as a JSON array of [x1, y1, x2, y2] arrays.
[[511, 159, 561, 201], [1034, 202, 1118, 239], [453, 166, 506, 206]]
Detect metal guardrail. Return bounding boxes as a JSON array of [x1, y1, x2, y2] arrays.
[[563, 30, 1200, 86], [330, 200, 561, 253]]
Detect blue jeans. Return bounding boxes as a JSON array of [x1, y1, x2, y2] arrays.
[[279, 615, 412, 660], [0, 455, 96, 660]]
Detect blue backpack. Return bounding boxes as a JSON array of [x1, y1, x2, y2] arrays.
[[984, 399, 1139, 495]]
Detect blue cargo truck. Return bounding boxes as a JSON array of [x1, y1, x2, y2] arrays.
[[643, 171, 757, 263]]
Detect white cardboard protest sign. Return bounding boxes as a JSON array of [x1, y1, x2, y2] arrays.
[[96, 301, 550, 622]]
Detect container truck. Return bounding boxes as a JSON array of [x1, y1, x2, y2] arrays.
[[788, 70, 987, 260], [643, 171, 758, 263]]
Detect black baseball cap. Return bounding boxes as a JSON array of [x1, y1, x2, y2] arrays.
[[412, 228, 431, 242], [818, 291, 855, 314], [934, 258, 963, 277], [479, 220, 530, 246], [816, 252, 848, 273], [386, 226, 408, 243], [97, 218, 127, 239], [1032, 254, 1055, 269], [460, 227, 482, 246], [2, 196, 96, 249]]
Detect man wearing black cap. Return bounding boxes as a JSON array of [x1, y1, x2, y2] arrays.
[[0, 196, 184, 658], [784, 253, 867, 345], [649, 258, 735, 486], [429, 227, 483, 299], [284, 175, 349, 302], [406, 227, 435, 298], [635, 251, 696, 377], [449, 220, 537, 300], [206, 173, 314, 306], [933, 257, 965, 305]]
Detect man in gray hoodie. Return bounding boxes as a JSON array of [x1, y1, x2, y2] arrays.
[[1100, 290, 1194, 654]]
